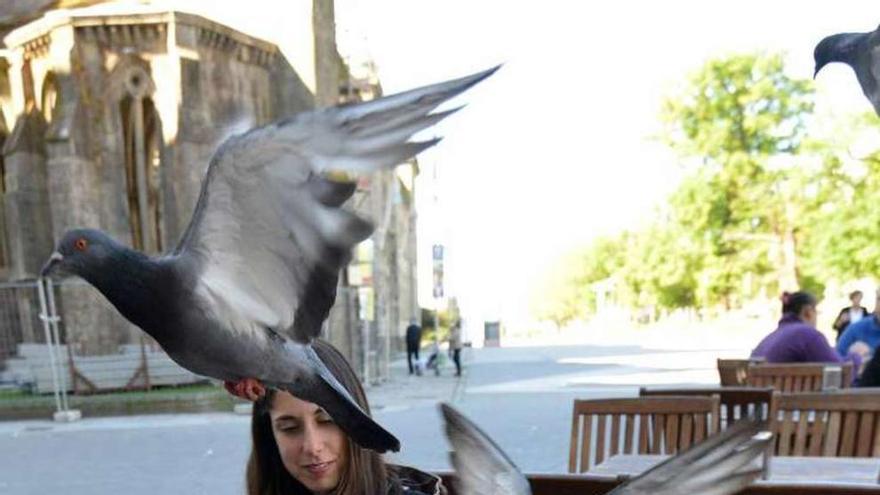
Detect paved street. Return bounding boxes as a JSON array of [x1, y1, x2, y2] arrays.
[[0, 342, 747, 494]]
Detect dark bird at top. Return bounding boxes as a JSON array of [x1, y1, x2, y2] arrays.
[[814, 25, 880, 116], [440, 403, 771, 495], [40, 65, 499, 454]]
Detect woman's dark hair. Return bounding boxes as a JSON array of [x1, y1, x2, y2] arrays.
[[246, 339, 390, 495], [780, 291, 817, 316]]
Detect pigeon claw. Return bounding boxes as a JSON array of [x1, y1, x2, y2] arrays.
[[223, 378, 266, 402]]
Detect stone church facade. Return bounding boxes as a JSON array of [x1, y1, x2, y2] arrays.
[[0, 1, 420, 382]]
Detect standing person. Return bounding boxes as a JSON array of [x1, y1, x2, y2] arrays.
[[751, 291, 861, 377], [247, 339, 445, 495], [832, 290, 869, 342], [837, 289, 880, 361], [448, 320, 463, 377], [405, 318, 422, 376]]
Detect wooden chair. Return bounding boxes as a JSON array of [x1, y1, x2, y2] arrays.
[[774, 390, 880, 457], [718, 357, 765, 386], [568, 396, 720, 473], [640, 386, 778, 430], [747, 362, 853, 392]]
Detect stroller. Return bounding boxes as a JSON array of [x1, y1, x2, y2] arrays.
[[424, 342, 447, 376]]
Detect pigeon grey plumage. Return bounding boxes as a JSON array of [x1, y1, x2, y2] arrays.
[[440, 403, 770, 495], [814, 25, 880, 116], [39, 66, 498, 454]]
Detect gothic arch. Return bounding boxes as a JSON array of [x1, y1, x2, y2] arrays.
[[40, 72, 60, 125], [108, 56, 163, 253]]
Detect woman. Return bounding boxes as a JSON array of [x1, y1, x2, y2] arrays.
[[448, 321, 463, 377], [751, 291, 861, 373], [832, 290, 869, 342], [247, 339, 444, 495]]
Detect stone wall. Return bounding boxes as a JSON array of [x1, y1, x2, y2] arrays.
[[0, 3, 421, 374]]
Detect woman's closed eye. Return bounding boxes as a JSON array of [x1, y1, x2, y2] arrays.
[[275, 421, 300, 433]]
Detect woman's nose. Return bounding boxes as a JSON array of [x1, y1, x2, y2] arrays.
[[301, 425, 323, 454]]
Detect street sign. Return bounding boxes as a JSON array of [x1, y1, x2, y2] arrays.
[[432, 244, 444, 298]]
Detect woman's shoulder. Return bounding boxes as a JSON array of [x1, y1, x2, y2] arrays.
[[388, 464, 447, 495]]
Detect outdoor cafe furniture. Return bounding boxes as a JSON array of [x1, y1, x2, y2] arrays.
[[718, 357, 766, 386], [586, 454, 880, 487], [568, 396, 720, 473], [747, 362, 853, 392], [774, 389, 880, 457], [639, 386, 777, 430]]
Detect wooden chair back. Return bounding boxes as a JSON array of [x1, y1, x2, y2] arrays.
[[568, 396, 720, 473], [640, 386, 777, 430], [718, 357, 765, 386], [747, 362, 853, 392], [774, 390, 880, 457]]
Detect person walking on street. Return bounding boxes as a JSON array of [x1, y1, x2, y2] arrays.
[[449, 320, 463, 377], [405, 319, 422, 376]]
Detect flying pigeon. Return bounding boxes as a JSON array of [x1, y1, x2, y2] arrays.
[[439, 403, 771, 495], [814, 25, 880, 116], [39, 65, 498, 454]]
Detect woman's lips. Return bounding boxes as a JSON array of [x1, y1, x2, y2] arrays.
[[304, 460, 334, 477]]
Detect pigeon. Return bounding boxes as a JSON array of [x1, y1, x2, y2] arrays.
[[439, 403, 771, 495], [38, 65, 498, 454], [814, 25, 880, 116]]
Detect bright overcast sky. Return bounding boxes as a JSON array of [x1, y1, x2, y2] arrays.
[[160, 0, 878, 328]]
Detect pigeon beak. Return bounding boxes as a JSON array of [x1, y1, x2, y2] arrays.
[[40, 252, 64, 277]]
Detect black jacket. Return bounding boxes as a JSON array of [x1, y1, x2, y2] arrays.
[[389, 465, 445, 495], [405, 324, 422, 348], [833, 306, 870, 336]]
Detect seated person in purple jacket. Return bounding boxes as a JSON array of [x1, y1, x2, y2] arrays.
[[751, 291, 862, 374]]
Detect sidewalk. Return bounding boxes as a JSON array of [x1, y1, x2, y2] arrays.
[[365, 351, 466, 413]]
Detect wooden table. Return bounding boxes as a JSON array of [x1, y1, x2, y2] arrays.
[[591, 454, 880, 485]]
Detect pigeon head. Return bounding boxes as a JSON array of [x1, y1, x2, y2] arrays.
[[41, 228, 120, 279], [814, 32, 864, 78]]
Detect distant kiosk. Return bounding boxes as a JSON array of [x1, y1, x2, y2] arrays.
[[484, 321, 501, 347]]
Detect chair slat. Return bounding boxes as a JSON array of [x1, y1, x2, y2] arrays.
[[872, 414, 880, 457], [638, 413, 648, 454], [793, 409, 809, 455], [824, 411, 842, 456], [595, 415, 606, 466], [807, 410, 826, 456], [569, 407, 581, 473], [856, 412, 874, 457], [779, 410, 794, 456], [579, 414, 591, 473], [694, 413, 706, 443], [840, 411, 858, 456], [652, 414, 663, 453], [610, 414, 620, 456], [666, 414, 680, 453], [624, 414, 634, 454]]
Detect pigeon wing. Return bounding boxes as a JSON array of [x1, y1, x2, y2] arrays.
[[440, 403, 532, 495], [441, 404, 769, 495], [608, 418, 770, 495], [174, 67, 498, 342]]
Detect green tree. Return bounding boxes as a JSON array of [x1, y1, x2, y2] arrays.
[[529, 235, 627, 328], [802, 113, 880, 281], [662, 52, 815, 306]]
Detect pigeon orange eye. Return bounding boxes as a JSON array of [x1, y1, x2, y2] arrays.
[[74, 238, 88, 251]]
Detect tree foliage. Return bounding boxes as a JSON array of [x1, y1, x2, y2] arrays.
[[530, 52, 880, 326]]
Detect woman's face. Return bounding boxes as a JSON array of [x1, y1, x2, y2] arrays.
[[801, 304, 818, 326], [269, 391, 348, 494]]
